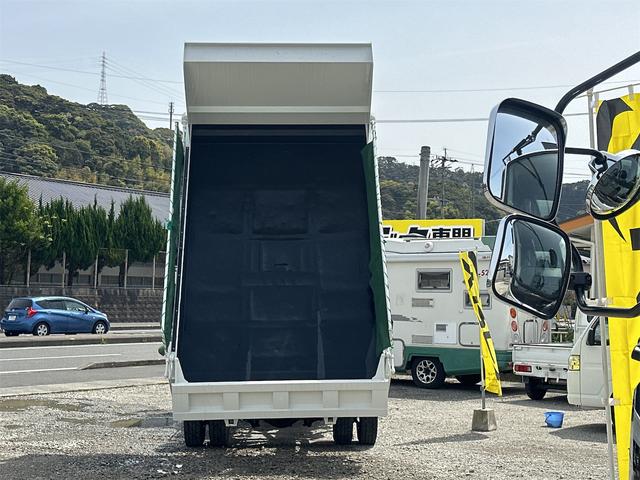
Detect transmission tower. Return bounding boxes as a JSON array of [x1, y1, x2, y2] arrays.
[[97, 51, 108, 105]]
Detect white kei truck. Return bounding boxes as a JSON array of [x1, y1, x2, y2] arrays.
[[161, 43, 393, 448], [513, 310, 607, 406], [386, 237, 546, 388]]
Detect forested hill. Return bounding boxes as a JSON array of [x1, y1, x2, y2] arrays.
[[0, 76, 590, 224], [0, 74, 173, 192]]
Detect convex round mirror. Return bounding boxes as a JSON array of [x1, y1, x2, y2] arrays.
[[587, 149, 640, 220], [490, 215, 572, 319], [484, 98, 567, 221]]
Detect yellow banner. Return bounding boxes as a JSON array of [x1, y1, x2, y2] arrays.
[[383, 218, 485, 239], [459, 250, 502, 396], [597, 93, 640, 477]]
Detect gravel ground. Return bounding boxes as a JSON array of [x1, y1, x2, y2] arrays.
[[0, 377, 609, 480]]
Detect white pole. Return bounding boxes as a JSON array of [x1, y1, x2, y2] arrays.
[[61, 251, 66, 288], [26, 249, 31, 288], [124, 249, 128, 289], [588, 89, 616, 480]]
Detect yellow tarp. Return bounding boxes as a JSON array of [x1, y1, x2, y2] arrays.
[[597, 93, 640, 477], [459, 251, 502, 396]]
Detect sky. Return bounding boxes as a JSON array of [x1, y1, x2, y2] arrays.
[[1, 0, 639, 183]]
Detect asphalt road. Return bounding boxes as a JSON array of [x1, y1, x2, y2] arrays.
[[0, 342, 164, 389]]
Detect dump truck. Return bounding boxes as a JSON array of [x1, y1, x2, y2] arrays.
[[161, 43, 392, 447]]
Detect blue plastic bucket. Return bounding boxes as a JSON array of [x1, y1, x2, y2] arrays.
[[544, 411, 565, 428]]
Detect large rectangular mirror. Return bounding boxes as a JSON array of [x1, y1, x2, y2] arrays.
[[484, 98, 567, 221], [490, 215, 572, 319]]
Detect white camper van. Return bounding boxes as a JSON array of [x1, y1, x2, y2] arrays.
[[386, 237, 546, 388]]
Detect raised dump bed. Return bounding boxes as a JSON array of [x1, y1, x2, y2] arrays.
[[163, 43, 391, 447]]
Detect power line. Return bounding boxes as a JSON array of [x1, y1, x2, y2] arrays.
[[7, 70, 184, 106], [374, 78, 640, 94], [0, 59, 183, 84]]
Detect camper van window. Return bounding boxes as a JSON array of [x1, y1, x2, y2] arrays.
[[463, 292, 492, 309], [417, 270, 451, 291]]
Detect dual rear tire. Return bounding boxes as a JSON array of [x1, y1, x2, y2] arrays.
[[332, 417, 378, 446], [183, 420, 231, 448]]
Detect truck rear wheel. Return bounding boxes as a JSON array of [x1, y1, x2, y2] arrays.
[[332, 418, 354, 445], [208, 420, 231, 447], [411, 357, 446, 389], [356, 417, 378, 445], [183, 421, 206, 447], [525, 378, 547, 400]]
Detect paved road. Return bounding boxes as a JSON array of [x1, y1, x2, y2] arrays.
[[0, 342, 164, 389]]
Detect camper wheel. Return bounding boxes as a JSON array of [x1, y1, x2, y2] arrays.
[[411, 357, 446, 388], [183, 421, 206, 447]]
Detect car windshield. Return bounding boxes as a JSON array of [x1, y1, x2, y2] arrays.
[[7, 299, 32, 310]]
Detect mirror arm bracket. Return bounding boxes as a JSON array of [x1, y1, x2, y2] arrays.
[[565, 147, 608, 175], [554, 51, 640, 114], [569, 272, 592, 291], [575, 285, 640, 318]]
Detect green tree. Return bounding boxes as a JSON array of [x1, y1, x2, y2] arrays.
[[0, 179, 46, 284], [114, 196, 166, 286], [14, 143, 59, 176]]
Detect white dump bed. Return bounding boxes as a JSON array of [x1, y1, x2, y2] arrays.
[[183, 42, 373, 125], [169, 43, 391, 424]]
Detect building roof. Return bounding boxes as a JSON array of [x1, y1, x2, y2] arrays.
[[0, 172, 170, 221], [559, 213, 593, 241]]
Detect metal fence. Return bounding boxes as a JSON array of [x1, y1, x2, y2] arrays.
[[6, 248, 166, 289]]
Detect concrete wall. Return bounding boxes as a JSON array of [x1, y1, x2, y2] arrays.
[[0, 286, 162, 324]]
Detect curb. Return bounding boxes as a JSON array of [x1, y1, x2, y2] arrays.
[[81, 359, 166, 370], [0, 333, 162, 349], [0, 377, 168, 397], [110, 324, 160, 331]]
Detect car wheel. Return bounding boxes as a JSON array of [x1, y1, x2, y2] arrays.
[[4, 331, 19, 337], [183, 421, 206, 447], [356, 417, 378, 446], [525, 378, 547, 400], [332, 418, 354, 445], [208, 420, 231, 447], [92, 321, 108, 335], [411, 357, 446, 389], [456, 374, 482, 386], [33, 322, 49, 336]]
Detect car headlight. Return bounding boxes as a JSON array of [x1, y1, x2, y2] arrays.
[[569, 355, 581, 371]]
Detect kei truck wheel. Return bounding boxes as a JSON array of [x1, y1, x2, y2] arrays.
[[525, 378, 547, 400], [183, 420, 206, 447], [411, 357, 446, 388]]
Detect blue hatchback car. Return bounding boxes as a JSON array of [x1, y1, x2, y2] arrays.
[[0, 297, 110, 337]]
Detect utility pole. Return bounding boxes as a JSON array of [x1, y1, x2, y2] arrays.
[[438, 148, 457, 218], [97, 51, 108, 105], [416, 146, 431, 219], [169, 101, 175, 129]]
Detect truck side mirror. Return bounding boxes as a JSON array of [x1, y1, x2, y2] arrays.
[[587, 150, 640, 220], [489, 215, 571, 320], [484, 98, 567, 221]]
